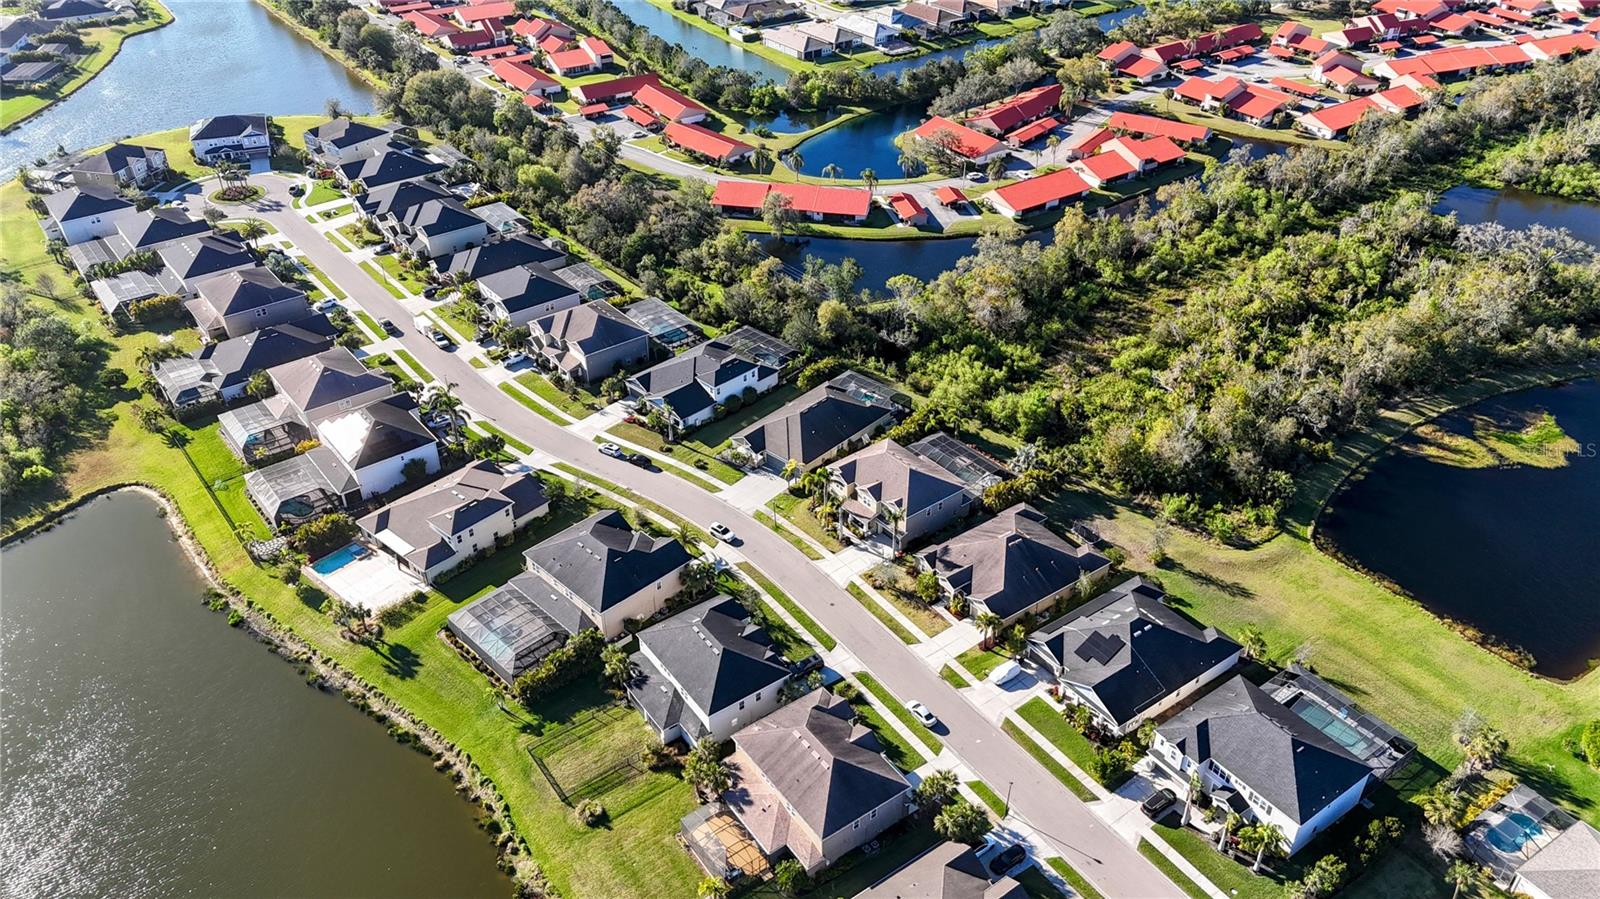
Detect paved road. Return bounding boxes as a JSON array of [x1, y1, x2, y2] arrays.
[[191, 175, 1184, 899]]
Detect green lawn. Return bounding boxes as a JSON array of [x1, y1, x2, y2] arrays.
[[181, 421, 272, 542], [469, 356, 489, 370], [1151, 824, 1280, 899], [338, 220, 384, 246], [747, 819, 941, 899], [0, 2, 174, 130], [351, 309, 384, 341], [473, 420, 532, 455], [392, 348, 435, 383], [968, 779, 1007, 817], [851, 699, 928, 771], [955, 643, 1014, 681], [500, 381, 571, 425], [1014, 864, 1067, 899], [1002, 720, 1096, 802], [849, 582, 920, 645], [866, 573, 951, 637], [1015, 698, 1110, 786], [736, 562, 836, 651], [605, 421, 743, 486], [1137, 839, 1209, 899], [514, 371, 598, 419], [304, 181, 344, 207], [319, 203, 354, 219], [374, 251, 429, 294], [853, 671, 943, 756], [753, 509, 823, 560], [549, 462, 709, 547], [768, 491, 845, 552], [939, 664, 971, 689], [360, 260, 407, 299], [1045, 857, 1107, 899], [686, 381, 801, 448]]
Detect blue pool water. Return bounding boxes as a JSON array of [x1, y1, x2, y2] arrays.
[[311, 542, 367, 575], [1486, 813, 1543, 853]]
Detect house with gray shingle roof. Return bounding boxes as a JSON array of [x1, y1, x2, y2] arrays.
[[358, 460, 549, 583], [1152, 675, 1372, 855], [190, 113, 271, 164], [446, 572, 578, 683], [157, 232, 256, 290], [433, 233, 569, 282], [828, 438, 975, 553], [42, 185, 135, 245], [1030, 576, 1240, 735], [115, 207, 209, 253], [529, 301, 649, 383], [304, 117, 401, 165], [480, 263, 582, 327], [628, 595, 791, 745], [625, 330, 782, 432], [185, 267, 311, 340], [731, 371, 899, 474], [857, 840, 1028, 899], [521, 509, 692, 637], [920, 503, 1111, 628], [1511, 820, 1600, 899], [69, 142, 169, 190], [153, 314, 339, 408], [336, 148, 445, 191], [722, 689, 913, 874]]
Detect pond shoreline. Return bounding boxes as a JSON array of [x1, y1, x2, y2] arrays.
[[4, 484, 547, 894]]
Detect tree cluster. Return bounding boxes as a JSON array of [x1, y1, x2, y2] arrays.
[[0, 290, 113, 496]]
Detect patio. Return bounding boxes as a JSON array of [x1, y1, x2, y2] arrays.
[[306, 543, 426, 611], [681, 805, 771, 881]]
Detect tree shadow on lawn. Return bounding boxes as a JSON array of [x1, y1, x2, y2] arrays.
[[1161, 558, 1255, 600], [1506, 752, 1594, 817], [374, 640, 422, 679]]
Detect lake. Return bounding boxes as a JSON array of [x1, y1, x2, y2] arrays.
[[1317, 378, 1600, 680], [788, 105, 924, 177], [1, 0, 377, 175], [0, 491, 509, 897], [1434, 185, 1600, 247], [615, 0, 792, 82], [769, 227, 1057, 290]]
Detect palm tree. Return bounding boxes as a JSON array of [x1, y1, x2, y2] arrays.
[[682, 560, 717, 598], [423, 382, 464, 444], [44, 237, 66, 264], [1180, 772, 1202, 826], [752, 147, 773, 175], [1239, 823, 1286, 873], [1445, 861, 1482, 899], [200, 204, 226, 228], [975, 611, 1003, 649], [1217, 811, 1243, 851], [897, 152, 924, 178], [236, 218, 268, 249], [1422, 785, 1465, 827], [860, 167, 877, 196], [821, 162, 842, 180], [697, 877, 731, 899], [779, 149, 803, 180]]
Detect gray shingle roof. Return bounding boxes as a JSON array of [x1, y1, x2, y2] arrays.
[[192, 267, 305, 316], [533, 301, 647, 353], [154, 315, 338, 403], [480, 263, 578, 314], [358, 460, 546, 571], [436, 234, 568, 280], [338, 149, 444, 190], [830, 438, 968, 519], [522, 509, 691, 612], [857, 841, 1029, 899], [735, 371, 897, 467], [157, 232, 253, 281], [399, 196, 483, 236], [627, 336, 773, 422], [920, 504, 1109, 621], [268, 347, 391, 415], [730, 689, 910, 839], [306, 117, 395, 149], [43, 185, 131, 222], [190, 113, 268, 142], [1157, 676, 1371, 824], [1032, 576, 1237, 727], [1515, 821, 1600, 899], [73, 143, 162, 175], [356, 179, 453, 220], [116, 208, 208, 250], [633, 595, 789, 718]]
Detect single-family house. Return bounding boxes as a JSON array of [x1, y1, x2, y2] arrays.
[[858, 841, 1028, 899], [69, 143, 169, 190], [763, 24, 831, 60], [190, 113, 272, 164], [827, 439, 975, 553], [388, 196, 488, 259], [1, 17, 53, 63], [835, 13, 900, 49], [898, 1, 965, 34], [304, 118, 401, 165], [152, 315, 339, 409], [41, 185, 135, 245], [529, 300, 649, 383], [116, 208, 210, 254], [625, 329, 784, 431], [1030, 576, 1241, 735], [336, 148, 445, 191], [628, 595, 792, 745], [965, 83, 1063, 136], [696, 0, 795, 27], [157, 233, 257, 291], [709, 181, 872, 224], [521, 509, 693, 637], [478, 262, 583, 327], [731, 370, 899, 473], [185, 267, 312, 340], [433, 233, 569, 283]]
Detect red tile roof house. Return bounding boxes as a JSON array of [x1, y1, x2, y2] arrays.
[[453, 1, 516, 42], [1311, 51, 1381, 93], [490, 58, 561, 95], [574, 73, 660, 106], [711, 181, 872, 224], [885, 192, 929, 226], [1062, 126, 1114, 160], [933, 185, 969, 208], [1106, 111, 1211, 146], [912, 116, 1010, 164], [1098, 41, 1170, 83], [547, 36, 613, 76], [965, 84, 1063, 136], [442, 26, 498, 52], [662, 121, 754, 165], [634, 82, 707, 124], [402, 10, 459, 38], [1294, 84, 1427, 140], [989, 168, 1091, 219], [510, 16, 575, 44]]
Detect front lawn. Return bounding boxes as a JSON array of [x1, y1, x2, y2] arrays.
[[688, 381, 801, 448], [373, 251, 429, 294], [1015, 698, 1112, 787], [849, 582, 920, 645], [605, 421, 743, 485], [514, 371, 600, 419], [753, 509, 823, 560], [864, 565, 951, 636], [338, 220, 384, 246], [955, 643, 1014, 681], [851, 698, 928, 771], [768, 491, 845, 552], [304, 180, 344, 207], [1001, 720, 1095, 802], [1136, 839, 1208, 899], [1151, 824, 1281, 899]]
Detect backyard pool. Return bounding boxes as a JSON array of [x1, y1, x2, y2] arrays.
[[311, 541, 370, 575], [1486, 813, 1544, 854]]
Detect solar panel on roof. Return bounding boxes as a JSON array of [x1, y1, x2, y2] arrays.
[[1075, 631, 1125, 664]]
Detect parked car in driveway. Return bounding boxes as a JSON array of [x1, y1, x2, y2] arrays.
[[987, 841, 1027, 876], [989, 660, 1022, 685], [598, 442, 625, 459], [313, 298, 341, 313], [503, 351, 527, 367], [1142, 787, 1178, 821]]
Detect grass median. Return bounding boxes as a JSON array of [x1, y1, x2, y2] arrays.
[[1002, 720, 1095, 802], [853, 671, 942, 756], [736, 561, 835, 651]]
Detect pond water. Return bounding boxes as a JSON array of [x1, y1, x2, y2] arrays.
[[1, 0, 377, 175], [1434, 185, 1600, 247], [735, 105, 838, 134], [868, 37, 1006, 79], [0, 491, 509, 897], [769, 226, 1059, 290], [617, 0, 792, 82], [1317, 378, 1600, 680], [788, 105, 923, 177]]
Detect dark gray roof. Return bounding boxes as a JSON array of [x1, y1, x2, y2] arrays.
[[446, 573, 570, 683], [356, 179, 453, 220], [338, 149, 444, 190], [1157, 676, 1371, 824], [436, 234, 567, 281], [730, 689, 910, 839], [43, 185, 131, 222], [306, 117, 395, 149], [191, 113, 268, 142], [117, 208, 209, 250], [39, 0, 111, 19], [533, 301, 647, 354], [830, 439, 969, 519], [329, 400, 434, 468], [73, 143, 162, 175], [192, 267, 305, 316], [1514, 821, 1600, 899], [633, 595, 788, 717], [480, 263, 579, 314], [920, 504, 1109, 621], [268, 347, 392, 414], [522, 509, 691, 612], [2, 60, 61, 82], [858, 841, 1029, 899], [358, 460, 546, 570], [1033, 576, 1238, 727], [157, 232, 253, 281], [155, 315, 338, 402], [735, 371, 896, 466], [399, 196, 483, 236], [1, 17, 53, 46]]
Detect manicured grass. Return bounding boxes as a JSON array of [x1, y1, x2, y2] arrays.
[[473, 420, 533, 455], [849, 582, 920, 645], [338, 220, 384, 246], [853, 671, 943, 756], [0, 2, 174, 130], [1016, 698, 1111, 786], [967, 779, 1007, 817], [549, 462, 709, 547], [867, 573, 951, 637], [687, 381, 800, 448], [753, 509, 823, 560], [391, 348, 435, 383], [1137, 839, 1209, 899], [1045, 857, 1107, 899], [939, 664, 971, 689], [768, 491, 845, 552], [324, 230, 354, 252], [514, 371, 596, 419], [469, 356, 489, 370], [590, 435, 722, 493], [319, 203, 354, 220], [1014, 864, 1067, 899], [851, 699, 928, 771], [374, 251, 429, 294], [955, 643, 1013, 681], [1152, 824, 1280, 899], [500, 382, 571, 425], [605, 421, 743, 486], [736, 561, 836, 651], [351, 309, 384, 341], [304, 181, 343, 207], [297, 259, 346, 301], [1002, 720, 1096, 802], [181, 421, 272, 542], [360, 260, 408, 299]]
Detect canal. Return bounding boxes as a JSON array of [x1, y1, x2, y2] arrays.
[[615, 0, 792, 82], [1317, 378, 1600, 680], [0, 491, 509, 897], [0, 0, 377, 174]]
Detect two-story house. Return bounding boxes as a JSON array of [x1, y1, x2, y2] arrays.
[[42, 186, 136, 245], [69, 143, 169, 190], [303, 117, 401, 166], [389, 196, 488, 259], [432, 233, 570, 283], [723, 689, 913, 874], [624, 328, 786, 432], [184, 267, 312, 340], [918, 503, 1111, 629], [156, 233, 257, 292], [335, 148, 445, 192], [152, 314, 339, 409], [628, 595, 791, 745], [1030, 577, 1241, 736], [357, 460, 549, 583], [731, 371, 899, 474], [520, 509, 692, 637], [190, 113, 272, 165], [478, 263, 582, 327], [528, 301, 650, 384], [827, 439, 974, 554]]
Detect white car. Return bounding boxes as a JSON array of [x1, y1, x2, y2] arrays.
[[630, 129, 648, 139], [989, 660, 1022, 685], [598, 442, 626, 459], [709, 522, 735, 543], [906, 700, 938, 728], [313, 298, 341, 313], [503, 351, 528, 367]]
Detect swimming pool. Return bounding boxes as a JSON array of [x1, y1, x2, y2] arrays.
[[1486, 813, 1543, 854], [311, 542, 369, 575]]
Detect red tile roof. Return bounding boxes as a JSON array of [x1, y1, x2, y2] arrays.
[[991, 168, 1091, 215], [1301, 96, 1376, 135], [538, 33, 569, 53], [1228, 89, 1290, 121], [490, 58, 558, 92], [663, 121, 752, 161], [622, 104, 657, 127], [470, 44, 519, 58], [402, 11, 457, 36], [1119, 54, 1169, 79], [1270, 77, 1323, 97], [579, 102, 609, 117], [1107, 111, 1210, 144], [548, 47, 601, 73], [634, 82, 706, 122], [1076, 150, 1137, 183], [887, 192, 926, 220], [574, 73, 660, 105], [914, 116, 1004, 159], [522, 93, 548, 110], [966, 84, 1063, 135], [1175, 75, 1243, 104], [441, 26, 495, 48], [1005, 116, 1061, 146], [711, 181, 872, 218], [934, 186, 968, 205], [1064, 127, 1114, 157], [1098, 40, 1139, 61], [456, 1, 515, 23]]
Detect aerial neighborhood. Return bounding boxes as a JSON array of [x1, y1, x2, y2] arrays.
[[6, 0, 1600, 897]]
